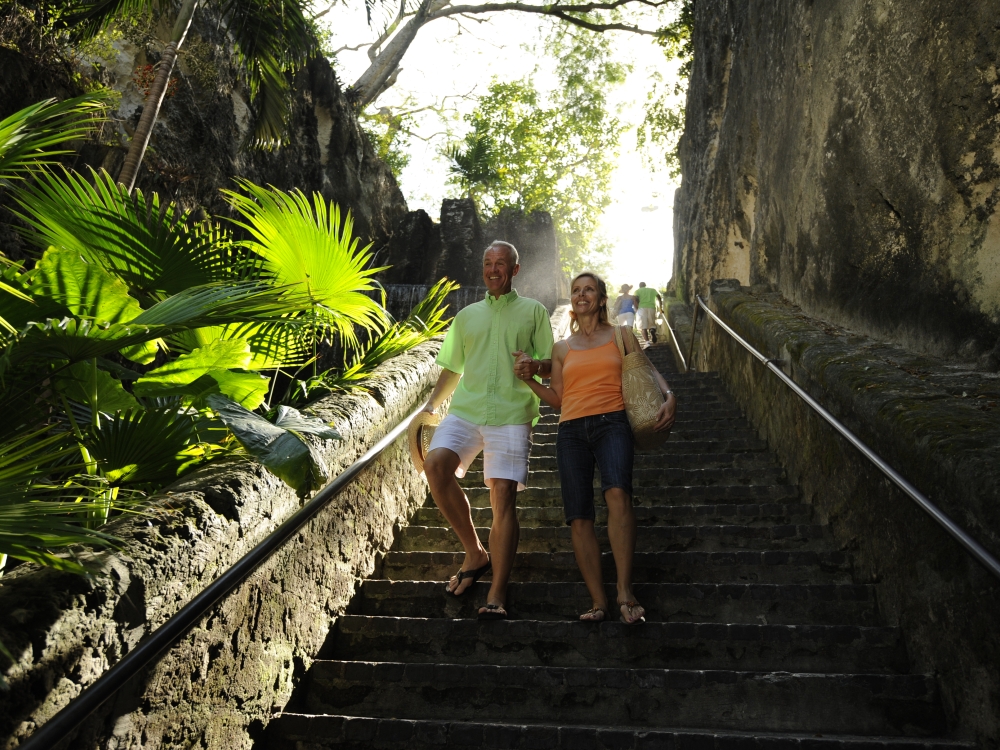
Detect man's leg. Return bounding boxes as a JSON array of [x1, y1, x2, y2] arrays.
[[424, 448, 489, 594], [483, 478, 519, 610]]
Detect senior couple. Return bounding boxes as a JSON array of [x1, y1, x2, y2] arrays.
[[422, 240, 676, 623]]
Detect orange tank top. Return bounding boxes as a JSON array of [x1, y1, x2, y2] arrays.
[[559, 339, 625, 422]]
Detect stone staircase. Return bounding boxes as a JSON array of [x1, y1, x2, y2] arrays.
[[266, 344, 972, 749]]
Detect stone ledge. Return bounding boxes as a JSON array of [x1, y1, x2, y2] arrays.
[[0, 341, 441, 750], [694, 287, 1000, 746]]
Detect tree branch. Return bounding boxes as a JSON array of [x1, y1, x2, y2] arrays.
[[427, 0, 668, 35]]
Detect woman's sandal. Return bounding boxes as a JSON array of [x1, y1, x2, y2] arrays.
[[579, 606, 607, 623], [448, 559, 491, 596], [619, 600, 646, 625], [478, 602, 508, 620]]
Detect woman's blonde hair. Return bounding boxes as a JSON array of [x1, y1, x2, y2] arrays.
[[568, 271, 610, 334]]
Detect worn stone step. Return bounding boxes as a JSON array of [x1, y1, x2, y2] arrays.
[[268, 713, 974, 750], [301, 661, 944, 736], [393, 524, 830, 554], [464, 484, 801, 508], [410, 502, 814, 528], [355, 580, 876, 625], [331, 615, 906, 673], [459, 466, 788, 490], [528, 438, 769, 456], [378, 550, 856, 586], [506, 453, 780, 472], [531, 426, 762, 444]]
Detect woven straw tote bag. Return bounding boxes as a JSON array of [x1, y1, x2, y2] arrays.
[[613, 325, 669, 451]]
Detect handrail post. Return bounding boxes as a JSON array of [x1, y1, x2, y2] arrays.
[[685, 299, 700, 374]]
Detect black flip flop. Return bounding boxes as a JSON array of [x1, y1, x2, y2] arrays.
[[478, 603, 507, 621], [448, 559, 491, 595]]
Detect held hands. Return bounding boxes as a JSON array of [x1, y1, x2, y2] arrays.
[[654, 392, 676, 432], [512, 350, 538, 381]]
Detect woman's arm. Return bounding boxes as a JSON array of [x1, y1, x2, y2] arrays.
[[626, 329, 676, 432], [519, 341, 566, 409]]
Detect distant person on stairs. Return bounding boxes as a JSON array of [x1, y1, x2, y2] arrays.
[[635, 282, 662, 343], [515, 272, 676, 624], [612, 284, 637, 329], [421, 241, 555, 621]]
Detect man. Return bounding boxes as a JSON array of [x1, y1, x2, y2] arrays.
[[635, 281, 663, 343], [422, 240, 554, 620]]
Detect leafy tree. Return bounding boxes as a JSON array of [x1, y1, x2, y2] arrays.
[[444, 133, 499, 203], [636, 0, 693, 177], [447, 28, 627, 274]]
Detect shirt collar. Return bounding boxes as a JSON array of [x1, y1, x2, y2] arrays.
[[485, 288, 519, 308]]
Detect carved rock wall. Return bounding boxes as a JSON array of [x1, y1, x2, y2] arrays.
[[0, 343, 440, 750], [674, 0, 1000, 365]]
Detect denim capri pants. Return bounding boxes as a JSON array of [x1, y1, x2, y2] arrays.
[[556, 410, 634, 524]]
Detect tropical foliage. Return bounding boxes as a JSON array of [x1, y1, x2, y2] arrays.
[[0, 96, 455, 583], [445, 29, 627, 275]]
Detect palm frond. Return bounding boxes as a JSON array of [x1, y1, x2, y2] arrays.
[[223, 181, 389, 348], [445, 134, 500, 188], [86, 407, 202, 486], [0, 94, 108, 184], [14, 168, 240, 306], [50, 0, 153, 41]]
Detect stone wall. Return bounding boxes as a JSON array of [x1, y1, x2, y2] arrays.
[[0, 342, 441, 750], [376, 200, 562, 310], [691, 283, 1000, 747], [0, 6, 408, 260], [674, 0, 1000, 365]]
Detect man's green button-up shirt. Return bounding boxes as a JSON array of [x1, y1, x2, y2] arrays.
[[436, 289, 554, 426]]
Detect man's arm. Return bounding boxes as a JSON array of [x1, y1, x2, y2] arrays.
[[424, 368, 462, 414]]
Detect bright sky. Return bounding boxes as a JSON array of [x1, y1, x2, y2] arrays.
[[319, 4, 683, 290]]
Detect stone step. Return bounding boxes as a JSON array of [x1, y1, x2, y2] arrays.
[[330, 615, 907, 673], [528, 437, 769, 456], [393, 524, 830, 554], [534, 405, 744, 424], [410, 502, 815, 528], [502, 452, 780, 472], [459, 466, 788, 489], [354, 580, 877, 625], [532, 415, 748, 434], [464, 484, 801, 507], [300, 661, 945, 736], [268, 714, 974, 750], [378, 550, 856, 586], [531, 426, 762, 444]]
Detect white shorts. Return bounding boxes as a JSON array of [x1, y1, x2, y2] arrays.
[[637, 308, 656, 330], [428, 414, 532, 491], [617, 312, 635, 327]]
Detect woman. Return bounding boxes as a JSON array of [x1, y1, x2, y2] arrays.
[[519, 272, 676, 623], [612, 284, 637, 329]]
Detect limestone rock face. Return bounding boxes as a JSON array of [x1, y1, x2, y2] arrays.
[[0, 7, 407, 257], [436, 198, 486, 287], [484, 208, 561, 311], [674, 0, 1000, 365]]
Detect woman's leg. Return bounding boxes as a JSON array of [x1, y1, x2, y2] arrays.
[[557, 418, 606, 618], [604, 487, 643, 621], [570, 518, 608, 616]]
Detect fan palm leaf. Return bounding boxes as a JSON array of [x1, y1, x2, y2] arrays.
[[0, 94, 108, 185], [14, 168, 240, 306], [223, 181, 389, 350]]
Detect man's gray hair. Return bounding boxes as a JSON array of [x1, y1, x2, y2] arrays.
[[484, 240, 519, 265]]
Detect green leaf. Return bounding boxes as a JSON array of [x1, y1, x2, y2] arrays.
[[0, 94, 108, 184], [134, 339, 251, 392], [14, 168, 242, 306], [87, 408, 199, 486], [206, 394, 340, 498], [53, 361, 139, 416], [30, 246, 144, 324]]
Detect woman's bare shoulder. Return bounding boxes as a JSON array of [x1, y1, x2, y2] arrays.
[[553, 339, 571, 357]]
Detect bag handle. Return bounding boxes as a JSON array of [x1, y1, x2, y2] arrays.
[[613, 324, 627, 359]]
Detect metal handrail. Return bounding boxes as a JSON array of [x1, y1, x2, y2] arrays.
[[661, 308, 688, 373], [686, 300, 700, 374], [694, 294, 1000, 582], [19, 404, 427, 750]]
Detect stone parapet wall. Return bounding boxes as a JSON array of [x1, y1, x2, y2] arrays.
[[693, 285, 1000, 747], [0, 342, 441, 750]]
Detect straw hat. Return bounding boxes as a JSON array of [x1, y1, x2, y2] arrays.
[[619, 283, 633, 293], [407, 411, 441, 474]]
